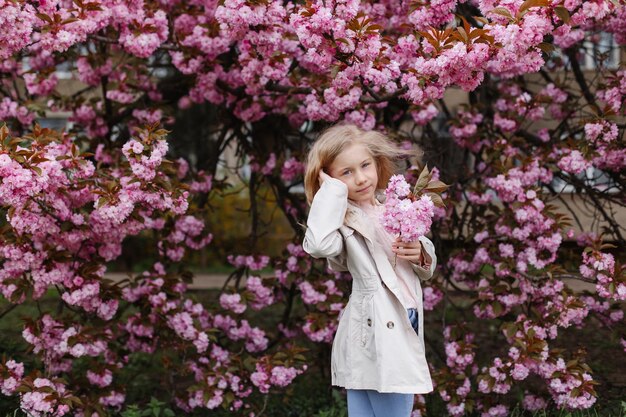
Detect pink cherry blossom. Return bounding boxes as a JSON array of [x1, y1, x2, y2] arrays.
[[381, 175, 435, 243]]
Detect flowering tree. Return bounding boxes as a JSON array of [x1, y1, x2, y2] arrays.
[[0, 0, 625, 415]]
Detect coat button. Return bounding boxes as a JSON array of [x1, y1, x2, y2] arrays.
[[387, 321, 394, 329], [367, 318, 372, 327]]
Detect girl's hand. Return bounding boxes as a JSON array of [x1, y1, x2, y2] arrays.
[[392, 237, 424, 265], [319, 169, 332, 184]]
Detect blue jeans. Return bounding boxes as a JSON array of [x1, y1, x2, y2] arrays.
[[347, 390, 413, 417], [346, 309, 418, 417]]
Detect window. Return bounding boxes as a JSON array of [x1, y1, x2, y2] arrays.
[[37, 116, 69, 130], [550, 167, 618, 194], [578, 32, 621, 71], [55, 61, 73, 80]]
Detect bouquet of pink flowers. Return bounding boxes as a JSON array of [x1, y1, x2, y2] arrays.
[[381, 166, 447, 244]]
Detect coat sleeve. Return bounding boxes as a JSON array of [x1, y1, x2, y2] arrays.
[[302, 177, 349, 261], [410, 236, 437, 281]]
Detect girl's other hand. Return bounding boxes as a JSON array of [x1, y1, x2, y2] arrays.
[[392, 237, 424, 264], [319, 169, 332, 184]]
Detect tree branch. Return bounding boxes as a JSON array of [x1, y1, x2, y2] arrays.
[[265, 82, 311, 95], [564, 48, 599, 111], [556, 172, 626, 244], [0, 302, 18, 319], [89, 35, 178, 51], [360, 85, 408, 103]]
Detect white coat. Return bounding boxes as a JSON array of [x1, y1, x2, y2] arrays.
[[303, 176, 436, 394]]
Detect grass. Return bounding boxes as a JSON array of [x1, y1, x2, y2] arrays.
[[506, 402, 626, 416]]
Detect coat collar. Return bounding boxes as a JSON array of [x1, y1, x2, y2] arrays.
[[344, 191, 385, 243]]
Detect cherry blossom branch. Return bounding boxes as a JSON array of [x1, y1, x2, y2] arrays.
[[520, 272, 596, 284], [564, 47, 599, 111], [360, 85, 408, 103], [265, 82, 311, 95], [88, 34, 178, 51], [558, 172, 626, 243], [0, 303, 18, 319], [544, 182, 586, 231]]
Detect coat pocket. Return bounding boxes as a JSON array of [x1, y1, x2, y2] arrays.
[[359, 293, 375, 349]]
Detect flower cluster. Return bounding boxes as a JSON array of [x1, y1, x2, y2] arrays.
[[280, 157, 305, 183], [0, 360, 24, 396], [19, 378, 73, 417], [250, 362, 305, 394], [159, 215, 213, 261], [381, 174, 435, 243], [436, 326, 477, 417], [449, 110, 485, 151], [121, 135, 168, 182], [228, 254, 270, 270], [580, 245, 624, 300]]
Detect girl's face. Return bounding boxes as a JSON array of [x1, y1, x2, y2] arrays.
[[328, 142, 378, 205]]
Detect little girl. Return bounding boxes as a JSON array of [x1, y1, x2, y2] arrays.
[[302, 124, 437, 417]]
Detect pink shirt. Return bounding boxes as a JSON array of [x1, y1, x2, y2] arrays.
[[359, 201, 430, 309]]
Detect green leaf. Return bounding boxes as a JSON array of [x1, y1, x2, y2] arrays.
[[9, 137, 24, 146], [223, 391, 235, 405], [36, 13, 54, 24], [537, 42, 555, 53], [62, 17, 79, 25], [425, 192, 445, 208], [457, 26, 468, 42], [474, 16, 489, 25], [423, 180, 449, 193], [518, 0, 550, 14], [413, 165, 431, 194], [554, 6, 571, 23], [491, 7, 514, 21], [274, 352, 288, 360], [493, 301, 503, 316]]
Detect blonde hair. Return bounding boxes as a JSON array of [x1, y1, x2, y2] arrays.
[[304, 124, 412, 204]]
